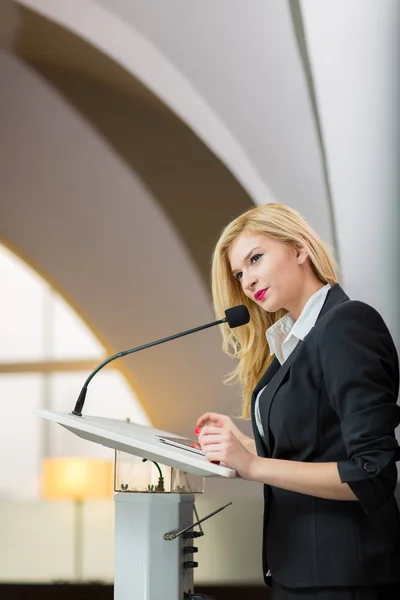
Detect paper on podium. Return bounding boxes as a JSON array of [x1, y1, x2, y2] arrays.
[[39, 410, 237, 478]]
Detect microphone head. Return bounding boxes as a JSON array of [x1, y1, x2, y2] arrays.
[[224, 305, 250, 328]]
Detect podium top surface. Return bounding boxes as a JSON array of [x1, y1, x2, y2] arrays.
[[39, 410, 237, 478]]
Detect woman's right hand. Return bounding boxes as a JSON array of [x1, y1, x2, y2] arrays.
[[194, 412, 255, 453]]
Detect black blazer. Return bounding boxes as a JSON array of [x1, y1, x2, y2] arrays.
[[251, 284, 400, 588]]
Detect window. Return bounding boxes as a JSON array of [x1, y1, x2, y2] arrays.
[[0, 243, 150, 500]]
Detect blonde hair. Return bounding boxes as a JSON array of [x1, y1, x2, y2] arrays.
[[211, 203, 339, 419]]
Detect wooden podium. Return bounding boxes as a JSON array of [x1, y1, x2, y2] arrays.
[[39, 409, 236, 600]]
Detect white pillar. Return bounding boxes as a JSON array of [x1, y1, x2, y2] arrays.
[[300, 0, 400, 348]]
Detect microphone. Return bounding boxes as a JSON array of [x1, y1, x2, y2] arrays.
[[71, 305, 250, 416]]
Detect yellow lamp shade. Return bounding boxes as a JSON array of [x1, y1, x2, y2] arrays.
[[43, 457, 113, 501]]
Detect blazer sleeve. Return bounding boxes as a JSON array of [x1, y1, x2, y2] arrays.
[[318, 300, 400, 513]]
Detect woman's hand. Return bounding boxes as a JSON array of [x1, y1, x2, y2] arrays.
[[197, 425, 257, 479], [195, 412, 255, 451]]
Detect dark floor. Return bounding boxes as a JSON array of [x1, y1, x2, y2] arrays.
[[0, 583, 269, 600]]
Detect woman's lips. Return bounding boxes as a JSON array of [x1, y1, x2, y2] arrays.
[[254, 288, 268, 301]]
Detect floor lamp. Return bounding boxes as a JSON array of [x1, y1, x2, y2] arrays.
[[42, 457, 113, 581]]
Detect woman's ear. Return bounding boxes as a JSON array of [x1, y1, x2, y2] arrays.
[[294, 243, 309, 264]]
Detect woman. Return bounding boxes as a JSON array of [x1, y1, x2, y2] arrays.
[[195, 203, 400, 599]]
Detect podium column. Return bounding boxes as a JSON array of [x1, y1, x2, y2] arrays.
[[114, 492, 196, 600]]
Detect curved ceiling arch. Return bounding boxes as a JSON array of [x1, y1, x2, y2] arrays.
[[14, 6, 256, 286], [16, 0, 275, 207]]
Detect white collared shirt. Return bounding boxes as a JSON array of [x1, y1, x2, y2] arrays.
[[266, 283, 331, 365], [255, 283, 331, 441]]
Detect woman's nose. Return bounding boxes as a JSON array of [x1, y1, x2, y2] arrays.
[[243, 272, 257, 291]]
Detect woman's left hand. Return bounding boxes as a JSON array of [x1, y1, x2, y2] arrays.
[[198, 425, 257, 479]]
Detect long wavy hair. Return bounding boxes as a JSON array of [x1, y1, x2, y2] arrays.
[[211, 203, 339, 419]]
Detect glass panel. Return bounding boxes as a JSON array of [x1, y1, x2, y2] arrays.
[[0, 374, 43, 500], [48, 370, 150, 458], [51, 291, 105, 360], [0, 245, 45, 361]]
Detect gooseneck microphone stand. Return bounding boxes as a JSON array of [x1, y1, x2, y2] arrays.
[[71, 305, 249, 417]]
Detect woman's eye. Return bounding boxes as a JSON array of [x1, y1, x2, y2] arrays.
[[251, 253, 262, 264], [235, 272, 243, 281]]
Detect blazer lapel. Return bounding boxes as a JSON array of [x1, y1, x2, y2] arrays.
[[251, 357, 280, 457], [252, 358, 280, 405], [251, 342, 303, 457], [259, 340, 304, 456]]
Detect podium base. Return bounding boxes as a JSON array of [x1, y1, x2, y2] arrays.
[[114, 492, 196, 600]]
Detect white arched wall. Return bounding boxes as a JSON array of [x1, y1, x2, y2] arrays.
[[89, 0, 334, 238], [15, 0, 335, 246], [15, 0, 274, 209]]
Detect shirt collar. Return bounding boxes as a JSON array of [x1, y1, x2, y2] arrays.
[[266, 283, 331, 357]]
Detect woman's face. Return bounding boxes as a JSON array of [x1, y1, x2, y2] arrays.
[[228, 232, 308, 315]]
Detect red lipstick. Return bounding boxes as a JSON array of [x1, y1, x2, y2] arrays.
[[254, 288, 268, 301]]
